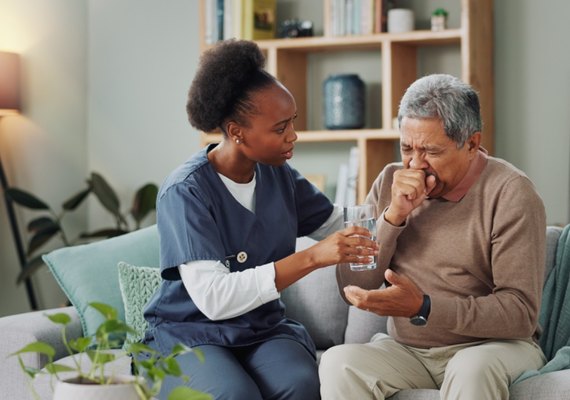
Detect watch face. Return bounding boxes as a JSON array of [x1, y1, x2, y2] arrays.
[[410, 315, 427, 326]]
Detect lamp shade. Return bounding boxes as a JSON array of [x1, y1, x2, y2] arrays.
[[0, 51, 21, 115]]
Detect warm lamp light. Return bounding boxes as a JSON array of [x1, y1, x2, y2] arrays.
[[0, 51, 21, 115], [0, 51, 38, 310]]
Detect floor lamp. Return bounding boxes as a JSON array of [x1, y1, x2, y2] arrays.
[[0, 51, 38, 310]]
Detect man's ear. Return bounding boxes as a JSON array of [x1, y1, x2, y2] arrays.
[[467, 132, 481, 154]]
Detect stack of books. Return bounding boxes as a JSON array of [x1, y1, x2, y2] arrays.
[[204, 0, 277, 44], [324, 0, 388, 37]]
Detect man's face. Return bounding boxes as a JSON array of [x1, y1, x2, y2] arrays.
[[399, 117, 478, 198]]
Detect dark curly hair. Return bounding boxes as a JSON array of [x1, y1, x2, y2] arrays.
[[187, 39, 277, 133]]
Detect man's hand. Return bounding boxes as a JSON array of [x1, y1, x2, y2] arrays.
[[343, 269, 424, 317], [384, 169, 437, 226]]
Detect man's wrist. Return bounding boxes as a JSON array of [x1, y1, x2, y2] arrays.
[[410, 295, 431, 326], [384, 207, 406, 227]]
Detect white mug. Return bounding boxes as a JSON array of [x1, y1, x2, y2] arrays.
[[387, 9, 415, 33]]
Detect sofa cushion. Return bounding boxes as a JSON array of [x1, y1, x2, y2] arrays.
[[281, 237, 350, 350], [43, 225, 160, 340], [117, 262, 162, 346], [344, 306, 388, 343]]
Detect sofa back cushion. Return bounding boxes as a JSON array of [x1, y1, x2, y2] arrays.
[[281, 237, 350, 350], [43, 225, 160, 339]]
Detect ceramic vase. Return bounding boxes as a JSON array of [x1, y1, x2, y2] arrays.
[[323, 74, 365, 129], [52, 375, 142, 400]]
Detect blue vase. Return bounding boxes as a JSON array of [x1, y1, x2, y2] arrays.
[[323, 74, 365, 129]]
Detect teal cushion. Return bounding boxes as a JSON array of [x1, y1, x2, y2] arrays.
[[42, 225, 160, 339], [117, 261, 161, 346]]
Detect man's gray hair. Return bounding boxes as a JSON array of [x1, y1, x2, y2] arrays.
[[397, 74, 482, 147]]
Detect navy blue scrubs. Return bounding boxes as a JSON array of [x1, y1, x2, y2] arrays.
[[143, 144, 333, 399]]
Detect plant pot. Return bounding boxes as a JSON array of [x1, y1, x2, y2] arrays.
[[53, 375, 143, 400]]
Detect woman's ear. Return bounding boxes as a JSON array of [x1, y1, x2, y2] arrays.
[[226, 121, 244, 144]]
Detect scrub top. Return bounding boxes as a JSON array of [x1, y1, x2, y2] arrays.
[[143, 144, 333, 357]]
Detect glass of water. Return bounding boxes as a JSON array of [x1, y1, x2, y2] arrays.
[[344, 204, 377, 271]]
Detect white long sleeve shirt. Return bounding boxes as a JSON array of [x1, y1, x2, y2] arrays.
[[178, 172, 343, 320]]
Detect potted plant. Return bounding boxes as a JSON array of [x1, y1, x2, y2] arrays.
[[431, 8, 449, 31], [10, 302, 211, 400], [6, 172, 159, 285]]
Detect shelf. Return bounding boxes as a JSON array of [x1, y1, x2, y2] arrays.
[[227, 29, 463, 52], [200, 129, 401, 145], [198, 0, 493, 203]]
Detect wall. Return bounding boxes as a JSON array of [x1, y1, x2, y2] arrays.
[[86, 0, 200, 229], [495, 0, 570, 225], [0, 0, 88, 316]]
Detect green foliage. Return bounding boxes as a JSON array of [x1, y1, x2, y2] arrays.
[[5, 172, 158, 285], [10, 303, 211, 400], [432, 7, 449, 17]]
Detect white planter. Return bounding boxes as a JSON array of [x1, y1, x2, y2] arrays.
[[53, 375, 143, 400]]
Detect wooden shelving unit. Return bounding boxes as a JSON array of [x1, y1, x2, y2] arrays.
[[199, 0, 494, 203]]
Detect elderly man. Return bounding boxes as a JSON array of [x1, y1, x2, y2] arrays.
[[319, 74, 547, 400]]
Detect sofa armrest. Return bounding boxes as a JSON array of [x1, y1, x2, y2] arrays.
[[0, 306, 82, 400]]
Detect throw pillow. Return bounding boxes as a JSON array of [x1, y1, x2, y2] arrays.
[[117, 261, 162, 346], [42, 225, 160, 342]]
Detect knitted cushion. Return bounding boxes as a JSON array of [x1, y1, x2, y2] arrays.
[[117, 262, 162, 345]]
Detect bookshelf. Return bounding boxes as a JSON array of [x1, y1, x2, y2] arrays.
[[198, 0, 494, 203]]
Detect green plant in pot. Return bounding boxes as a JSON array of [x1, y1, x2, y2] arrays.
[[6, 172, 158, 285], [10, 302, 211, 400]]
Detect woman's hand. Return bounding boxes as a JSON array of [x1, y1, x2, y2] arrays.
[[305, 226, 379, 269]]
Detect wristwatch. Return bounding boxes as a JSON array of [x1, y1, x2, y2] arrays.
[[410, 295, 431, 326]]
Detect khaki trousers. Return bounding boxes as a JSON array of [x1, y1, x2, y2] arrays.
[[319, 333, 546, 400]]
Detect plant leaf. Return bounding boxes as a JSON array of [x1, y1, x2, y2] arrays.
[[96, 319, 135, 337], [62, 187, 92, 210], [69, 337, 92, 353], [27, 216, 59, 234], [46, 313, 71, 325], [16, 256, 46, 284], [127, 342, 155, 355], [86, 350, 116, 365], [89, 302, 118, 320], [90, 172, 121, 216], [163, 357, 182, 377], [45, 363, 76, 374], [192, 347, 205, 364], [131, 183, 158, 223], [11, 342, 55, 358], [168, 386, 213, 400], [27, 225, 60, 255], [5, 188, 50, 210]]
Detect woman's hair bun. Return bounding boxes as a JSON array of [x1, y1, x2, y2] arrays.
[[187, 40, 266, 132]]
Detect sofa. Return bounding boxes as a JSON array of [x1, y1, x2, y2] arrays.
[[1, 225, 569, 400]]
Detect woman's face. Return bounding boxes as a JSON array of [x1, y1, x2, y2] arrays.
[[236, 82, 298, 166]]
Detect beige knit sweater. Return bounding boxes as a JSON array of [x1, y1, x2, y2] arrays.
[[339, 156, 546, 348]]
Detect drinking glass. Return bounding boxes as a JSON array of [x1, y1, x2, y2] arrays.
[[344, 204, 377, 271]]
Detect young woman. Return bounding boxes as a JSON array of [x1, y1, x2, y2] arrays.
[[143, 39, 377, 400]]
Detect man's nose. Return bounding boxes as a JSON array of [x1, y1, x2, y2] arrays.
[[409, 153, 427, 169]]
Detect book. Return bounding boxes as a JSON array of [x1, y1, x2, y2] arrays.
[[243, 0, 277, 40], [345, 146, 360, 207], [373, 0, 388, 33], [335, 163, 348, 206]]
